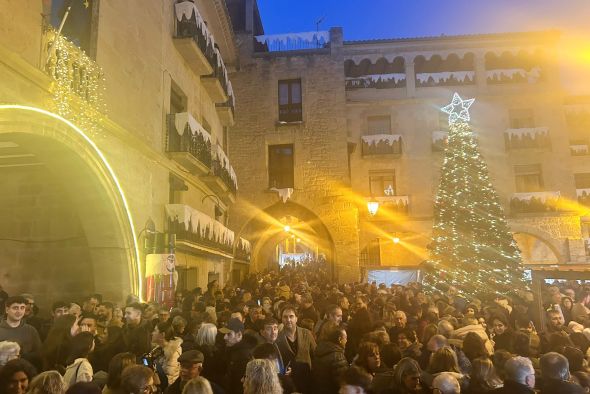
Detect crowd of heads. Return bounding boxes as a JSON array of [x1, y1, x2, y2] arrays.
[[1, 266, 590, 394]]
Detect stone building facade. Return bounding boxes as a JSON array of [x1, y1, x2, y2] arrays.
[[0, 0, 248, 305], [227, 1, 590, 283]]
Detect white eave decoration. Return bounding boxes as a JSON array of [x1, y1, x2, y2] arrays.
[[571, 144, 589, 154], [505, 127, 549, 138], [361, 134, 401, 146], [416, 71, 475, 84], [486, 67, 541, 83], [270, 187, 294, 203], [175, 2, 235, 105], [216, 144, 237, 187], [512, 191, 560, 202], [577, 188, 590, 197], [174, 112, 212, 143], [432, 131, 448, 143], [239, 237, 252, 252], [165, 204, 235, 246]]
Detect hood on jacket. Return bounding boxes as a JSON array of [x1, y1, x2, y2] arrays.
[[315, 341, 344, 357]]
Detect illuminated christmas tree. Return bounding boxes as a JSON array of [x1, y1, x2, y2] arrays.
[[424, 93, 527, 297]]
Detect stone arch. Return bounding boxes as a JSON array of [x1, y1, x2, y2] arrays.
[[509, 223, 566, 265], [0, 105, 140, 303], [238, 201, 336, 275]]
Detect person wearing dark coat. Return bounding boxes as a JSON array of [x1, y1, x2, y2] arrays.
[[490, 315, 515, 353], [311, 323, 348, 394], [539, 352, 585, 394], [345, 296, 373, 362], [164, 350, 225, 394], [220, 318, 255, 394], [122, 303, 151, 359], [490, 356, 535, 394]]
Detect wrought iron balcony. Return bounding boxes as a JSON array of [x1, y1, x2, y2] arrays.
[[167, 113, 212, 174], [345, 73, 406, 90], [234, 238, 251, 262], [510, 191, 561, 213], [361, 134, 402, 156], [254, 31, 330, 52], [211, 145, 238, 194], [174, 1, 234, 104], [432, 131, 448, 152], [504, 127, 551, 150], [166, 204, 234, 256], [41, 27, 105, 117]]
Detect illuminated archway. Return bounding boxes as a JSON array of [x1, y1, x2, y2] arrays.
[[239, 201, 336, 277], [0, 105, 141, 302]]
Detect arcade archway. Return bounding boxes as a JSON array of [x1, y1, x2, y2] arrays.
[[238, 201, 336, 276], [0, 106, 140, 305]]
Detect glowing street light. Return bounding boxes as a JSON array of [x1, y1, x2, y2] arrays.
[[367, 200, 379, 216], [284, 225, 291, 232], [392, 237, 400, 244]]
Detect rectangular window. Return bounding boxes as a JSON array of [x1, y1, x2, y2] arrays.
[[367, 116, 391, 135], [509, 109, 535, 129], [278, 79, 302, 122], [51, 0, 94, 54], [369, 171, 396, 197], [575, 173, 590, 189], [514, 164, 543, 192], [268, 144, 294, 188]]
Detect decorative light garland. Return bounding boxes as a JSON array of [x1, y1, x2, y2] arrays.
[[44, 27, 106, 138]]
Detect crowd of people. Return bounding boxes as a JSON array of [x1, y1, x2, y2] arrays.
[[1, 265, 590, 394]]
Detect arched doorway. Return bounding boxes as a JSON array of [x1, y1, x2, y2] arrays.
[[238, 201, 336, 276], [512, 230, 565, 266], [0, 106, 140, 305]]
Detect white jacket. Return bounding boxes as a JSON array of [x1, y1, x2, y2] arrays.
[[63, 358, 93, 388], [161, 338, 183, 385]]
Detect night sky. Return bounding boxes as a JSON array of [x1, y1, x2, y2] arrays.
[[257, 0, 590, 93]]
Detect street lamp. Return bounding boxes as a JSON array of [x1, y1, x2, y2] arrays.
[[367, 200, 379, 216], [284, 225, 291, 232], [392, 236, 400, 244]]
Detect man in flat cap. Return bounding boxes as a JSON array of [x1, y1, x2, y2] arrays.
[[164, 350, 225, 394]]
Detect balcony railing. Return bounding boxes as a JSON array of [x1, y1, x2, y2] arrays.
[[345, 73, 406, 90], [577, 188, 590, 206], [374, 195, 409, 214], [504, 127, 551, 150], [432, 131, 448, 152], [254, 31, 329, 52], [212, 144, 238, 194], [570, 143, 589, 156], [174, 1, 235, 106], [42, 27, 106, 129], [167, 113, 212, 173], [166, 204, 234, 255], [234, 237, 251, 262], [361, 134, 402, 156], [415, 71, 475, 87], [487, 67, 542, 85], [510, 191, 561, 213]]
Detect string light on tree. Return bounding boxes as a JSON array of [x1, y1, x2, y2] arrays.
[[424, 92, 527, 298]]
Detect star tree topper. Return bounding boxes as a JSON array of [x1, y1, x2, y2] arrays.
[[441, 92, 475, 125]]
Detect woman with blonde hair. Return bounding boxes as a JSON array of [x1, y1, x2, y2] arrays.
[[27, 371, 66, 394], [465, 357, 503, 393], [181, 377, 213, 394], [242, 359, 283, 394]]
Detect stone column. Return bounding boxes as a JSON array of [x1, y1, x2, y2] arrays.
[[474, 52, 487, 92], [330, 27, 343, 56], [404, 56, 416, 98]]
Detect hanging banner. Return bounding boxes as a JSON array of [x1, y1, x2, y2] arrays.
[[145, 254, 177, 307]]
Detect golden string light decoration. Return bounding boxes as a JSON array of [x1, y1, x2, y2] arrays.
[[44, 27, 106, 138]]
